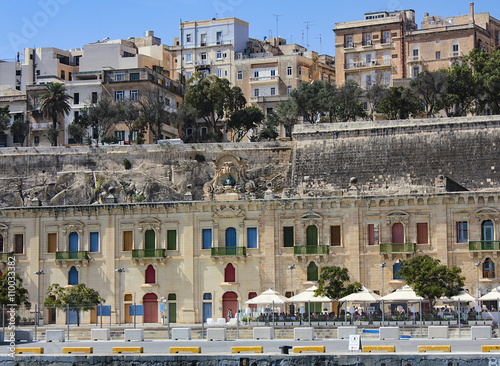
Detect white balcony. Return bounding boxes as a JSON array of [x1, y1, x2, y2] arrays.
[[249, 76, 279, 84]]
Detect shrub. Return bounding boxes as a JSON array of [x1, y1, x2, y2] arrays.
[[123, 159, 132, 170], [194, 154, 206, 163]]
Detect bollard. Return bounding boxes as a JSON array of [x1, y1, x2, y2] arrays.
[[280, 345, 293, 354]]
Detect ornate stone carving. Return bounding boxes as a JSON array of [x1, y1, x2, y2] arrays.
[[138, 218, 161, 232], [213, 205, 245, 218], [62, 222, 84, 235], [386, 212, 409, 226], [474, 208, 500, 223], [301, 212, 323, 227], [0, 223, 8, 237], [204, 153, 256, 201]]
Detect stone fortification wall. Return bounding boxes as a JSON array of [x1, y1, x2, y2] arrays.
[[289, 115, 500, 197], [0, 142, 291, 207]]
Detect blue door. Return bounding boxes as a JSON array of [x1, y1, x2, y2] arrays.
[[69, 232, 79, 252], [482, 220, 494, 241], [203, 302, 212, 322], [225, 228, 236, 247], [68, 266, 79, 285]]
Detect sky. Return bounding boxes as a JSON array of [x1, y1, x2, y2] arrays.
[[0, 0, 499, 61]]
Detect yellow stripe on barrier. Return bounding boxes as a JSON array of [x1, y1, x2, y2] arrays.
[[483, 345, 500, 352], [170, 347, 201, 354], [62, 347, 93, 354], [363, 345, 395, 353], [14, 347, 44, 354], [418, 345, 451, 353], [293, 346, 325, 353], [231, 346, 263, 354], [112, 347, 144, 354]]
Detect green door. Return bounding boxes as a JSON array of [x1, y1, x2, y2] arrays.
[[168, 294, 177, 323], [145, 230, 155, 253], [306, 226, 318, 246]]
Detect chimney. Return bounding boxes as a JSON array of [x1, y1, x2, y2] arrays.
[[146, 30, 154, 37], [470, 2, 475, 25]]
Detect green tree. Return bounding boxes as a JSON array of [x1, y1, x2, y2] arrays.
[[290, 80, 329, 123], [365, 82, 389, 120], [331, 80, 367, 122], [136, 88, 174, 143], [44, 125, 60, 146], [227, 106, 264, 142], [184, 72, 245, 141], [315, 266, 362, 314], [398, 255, 465, 310], [377, 86, 423, 119], [273, 99, 298, 138], [44, 283, 105, 326], [67, 122, 87, 145], [174, 104, 199, 142], [115, 100, 140, 144], [77, 97, 116, 145], [10, 119, 30, 146], [0, 271, 31, 308], [39, 82, 71, 145], [0, 105, 10, 133], [410, 70, 447, 117], [258, 112, 280, 141], [436, 62, 476, 117]]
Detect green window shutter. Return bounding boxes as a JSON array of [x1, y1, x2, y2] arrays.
[[307, 262, 318, 281], [306, 226, 318, 246], [283, 227, 294, 247], [167, 230, 177, 250], [145, 230, 155, 250]]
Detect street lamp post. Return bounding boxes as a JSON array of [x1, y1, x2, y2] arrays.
[[379, 262, 386, 296], [115, 268, 125, 326], [287, 264, 296, 315], [475, 261, 481, 298], [33, 270, 44, 340]]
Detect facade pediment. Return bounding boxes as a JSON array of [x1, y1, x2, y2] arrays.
[[138, 218, 162, 232], [474, 208, 500, 222], [62, 221, 84, 234], [213, 206, 245, 218], [386, 211, 409, 226]]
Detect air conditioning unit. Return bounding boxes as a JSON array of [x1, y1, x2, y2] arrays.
[[353, 62, 358, 67]]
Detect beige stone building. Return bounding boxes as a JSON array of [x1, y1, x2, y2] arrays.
[[334, 4, 500, 87], [1, 115, 500, 325]]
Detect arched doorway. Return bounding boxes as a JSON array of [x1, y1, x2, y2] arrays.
[[222, 291, 238, 321], [143, 293, 158, 323]]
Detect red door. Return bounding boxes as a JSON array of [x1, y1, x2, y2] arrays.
[[143, 293, 158, 323], [392, 223, 404, 243], [222, 291, 238, 320]]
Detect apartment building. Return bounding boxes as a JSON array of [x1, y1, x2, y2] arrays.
[[334, 4, 500, 88]]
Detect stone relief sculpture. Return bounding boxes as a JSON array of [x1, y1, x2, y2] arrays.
[[204, 153, 257, 201]]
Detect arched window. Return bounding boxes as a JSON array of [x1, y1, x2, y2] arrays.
[[68, 266, 78, 285], [0, 234, 3, 252], [225, 228, 237, 247], [145, 265, 156, 284], [306, 226, 318, 246], [68, 232, 79, 252], [307, 262, 318, 281], [224, 263, 235, 282], [145, 229, 156, 251], [393, 262, 402, 280], [483, 258, 495, 278], [124, 294, 133, 301], [482, 220, 494, 241], [392, 223, 404, 244]]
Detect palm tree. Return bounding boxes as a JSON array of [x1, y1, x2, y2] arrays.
[[39, 82, 71, 146]]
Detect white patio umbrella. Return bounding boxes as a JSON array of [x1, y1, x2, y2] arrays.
[[381, 285, 424, 335], [451, 291, 477, 303], [287, 285, 333, 303], [244, 288, 287, 305], [339, 286, 381, 302], [479, 287, 500, 325]]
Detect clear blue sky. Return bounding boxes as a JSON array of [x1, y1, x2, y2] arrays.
[[0, 0, 498, 61]]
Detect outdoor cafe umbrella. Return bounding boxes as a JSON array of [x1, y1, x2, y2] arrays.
[[287, 286, 333, 326], [245, 289, 287, 337], [479, 287, 500, 325], [381, 285, 424, 335], [339, 286, 382, 325]]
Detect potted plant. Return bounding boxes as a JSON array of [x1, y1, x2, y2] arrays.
[[360, 317, 370, 326]]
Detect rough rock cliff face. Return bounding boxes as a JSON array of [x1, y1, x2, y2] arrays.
[[1, 115, 499, 208]]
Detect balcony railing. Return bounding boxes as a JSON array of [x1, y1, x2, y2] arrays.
[[0, 252, 13, 262], [249, 76, 279, 83], [55, 251, 89, 260], [132, 249, 166, 259], [294, 245, 329, 255], [469, 241, 500, 251], [211, 247, 246, 257], [379, 243, 416, 254]]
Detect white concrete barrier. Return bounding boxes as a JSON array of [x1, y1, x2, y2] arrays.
[[207, 328, 226, 341], [172, 328, 191, 340], [45, 329, 65, 342], [15, 330, 33, 342], [253, 327, 273, 340], [216, 318, 226, 326], [428, 325, 449, 339], [471, 326, 492, 340], [91, 328, 110, 341], [337, 326, 357, 339], [379, 327, 399, 340], [294, 327, 314, 341], [124, 329, 144, 342]]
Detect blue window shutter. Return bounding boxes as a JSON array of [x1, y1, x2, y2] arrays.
[[225, 228, 237, 247], [69, 232, 79, 252], [68, 266, 79, 285], [202, 229, 212, 249], [247, 228, 257, 248], [90, 232, 99, 252]]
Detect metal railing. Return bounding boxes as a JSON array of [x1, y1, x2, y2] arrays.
[[211, 247, 246, 257], [469, 241, 500, 251], [55, 251, 89, 260], [132, 249, 167, 258], [379, 243, 416, 253], [294, 245, 329, 255]]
